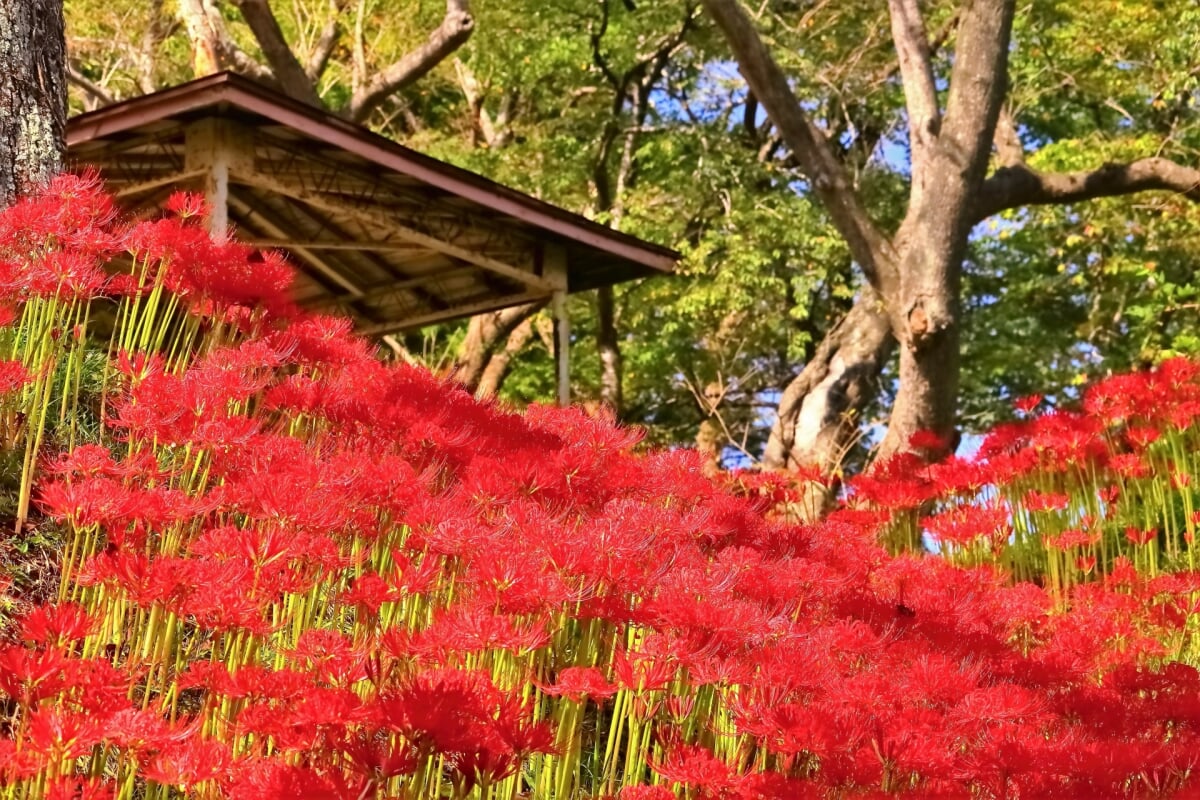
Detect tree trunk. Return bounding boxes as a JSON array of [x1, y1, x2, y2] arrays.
[[0, 0, 66, 206], [475, 313, 537, 398], [875, 0, 1015, 461], [451, 302, 543, 394], [596, 285, 623, 413], [703, 0, 1015, 473], [764, 293, 893, 514]]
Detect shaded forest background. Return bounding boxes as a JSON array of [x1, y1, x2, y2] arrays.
[[64, 0, 1200, 473]]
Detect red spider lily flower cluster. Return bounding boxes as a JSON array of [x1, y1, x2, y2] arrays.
[[1, 179, 1200, 799]]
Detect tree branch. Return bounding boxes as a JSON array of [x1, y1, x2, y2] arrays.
[[993, 103, 1024, 167], [589, 0, 623, 91], [348, 0, 474, 123], [135, 0, 176, 95], [231, 0, 323, 106], [67, 62, 115, 108], [887, 0, 940, 193], [937, 0, 1013, 183], [177, 0, 276, 84], [452, 301, 544, 393], [700, 0, 902, 315], [973, 157, 1200, 222], [868, 8, 959, 91], [306, 2, 346, 81]]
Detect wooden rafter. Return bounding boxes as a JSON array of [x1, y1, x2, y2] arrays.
[[309, 264, 479, 310], [239, 170, 555, 293], [228, 190, 365, 297], [233, 186, 457, 316], [357, 289, 551, 336]]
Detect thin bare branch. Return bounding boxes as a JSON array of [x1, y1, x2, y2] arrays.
[[993, 103, 1024, 167], [177, 0, 275, 83], [348, 0, 474, 122], [306, 1, 346, 81], [887, 0, 940, 197], [352, 0, 367, 92], [67, 62, 115, 108], [134, 0, 176, 95]]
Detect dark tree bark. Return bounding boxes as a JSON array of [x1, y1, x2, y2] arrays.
[[589, 3, 698, 418], [348, 0, 474, 122], [475, 313, 537, 398], [0, 0, 66, 206]]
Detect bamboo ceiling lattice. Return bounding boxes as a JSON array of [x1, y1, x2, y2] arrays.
[[66, 72, 677, 338]]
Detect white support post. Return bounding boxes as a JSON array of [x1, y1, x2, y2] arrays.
[[544, 244, 570, 407], [185, 118, 252, 240]]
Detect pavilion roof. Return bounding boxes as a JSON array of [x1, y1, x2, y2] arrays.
[[67, 72, 677, 335]]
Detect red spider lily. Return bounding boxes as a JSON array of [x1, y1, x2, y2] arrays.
[[37, 475, 142, 529], [21, 707, 105, 764], [379, 668, 553, 785], [17, 604, 95, 649], [414, 604, 551, 658], [612, 646, 677, 693], [619, 787, 676, 800], [1125, 526, 1157, 546], [163, 191, 207, 220], [0, 358, 29, 396], [1022, 489, 1070, 512], [143, 738, 232, 789], [536, 666, 618, 702], [0, 646, 71, 706], [101, 708, 195, 754], [179, 662, 310, 703], [288, 630, 367, 685], [338, 572, 396, 615], [44, 777, 115, 800], [923, 503, 1011, 548], [651, 743, 751, 798], [224, 758, 372, 800], [1013, 394, 1043, 415], [1046, 528, 1102, 551]]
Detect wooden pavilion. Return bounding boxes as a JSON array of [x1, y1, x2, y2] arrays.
[[66, 72, 677, 403]]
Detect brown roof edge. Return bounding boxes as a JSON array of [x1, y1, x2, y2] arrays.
[[67, 72, 679, 275]]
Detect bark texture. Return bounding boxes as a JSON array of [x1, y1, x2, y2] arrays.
[[763, 293, 893, 471], [451, 302, 544, 396], [596, 285, 624, 412], [0, 0, 66, 206]]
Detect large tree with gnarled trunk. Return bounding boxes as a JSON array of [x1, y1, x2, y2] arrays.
[[702, 0, 1200, 506]]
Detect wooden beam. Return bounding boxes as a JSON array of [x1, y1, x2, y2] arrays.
[[238, 170, 555, 293], [233, 187, 455, 316], [356, 290, 551, 336], [114, 169, 207, 199], [185, 119, 254, 238], [227, 190, 366, 297], [238, 238, 429, 253], [308, 264, 478, 308]]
